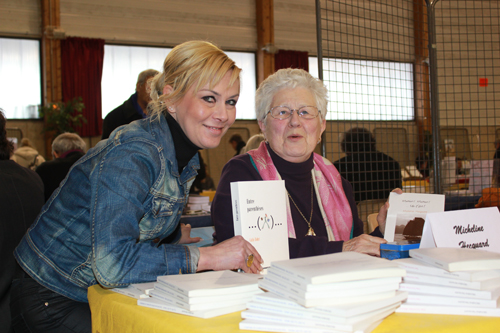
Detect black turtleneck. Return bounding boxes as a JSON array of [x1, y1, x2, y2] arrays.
[[266, 144, 327, 240], [164, 113, 201, 174]]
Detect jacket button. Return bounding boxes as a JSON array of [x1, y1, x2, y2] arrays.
[[153, 238, 160, 243]]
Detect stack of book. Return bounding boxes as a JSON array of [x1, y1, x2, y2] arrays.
[[185, 194, 210, 213], [240, 252, 407, 333], [397, 247, 500, 316], [138, 270, 263, 319]]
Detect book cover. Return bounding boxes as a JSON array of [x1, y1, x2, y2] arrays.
[[399, 282, 500, 300], [384, 192, 445, 242], [137, 297, 247, 319], [231, 180, 289, 268], [396, 302, 500, 317], [156, 270, 261, 297], [269, 252, 405, 285], [409, 247, 500, 272], [396, 258, 500, 282]]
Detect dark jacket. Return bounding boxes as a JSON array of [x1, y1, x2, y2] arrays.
[[35, 150, 85, 201], [0, 160, 44, 331], [101, 93, 142, 139], [334, 151, 402, 203]]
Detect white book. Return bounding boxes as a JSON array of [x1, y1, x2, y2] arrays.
[[407, 293, 499, 308], [250, 291, 408, 318], [399, 282, 500, 300], [149, 288, 253, 311], [410, 247, 500, 272], [247, 298, 404, 325], [269, 252, 405, 285], [397, 302, 500, 317], [259, 278, 397, 308], [384, 192, 445, 242], [156, 270, 261, 297], [153, 282, 262, 304], [262, 275, 401, 300], [396, 258, 500, 282], [137, 297, 246, 319], [231, 180, 289, 268], [241, 304, 398, 332], [266, 269, 402, 293], [239, 318, 383, 333], [403, 272, 500, 290], [110, 282, 155, 299]]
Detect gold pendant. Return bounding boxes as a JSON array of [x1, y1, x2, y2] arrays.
[[306, 227, 316, 236]]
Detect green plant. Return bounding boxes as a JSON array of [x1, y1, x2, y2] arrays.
[[39, 97, 87, 136]]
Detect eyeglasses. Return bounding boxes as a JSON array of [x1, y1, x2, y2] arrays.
[[266, 105, 321, 120]]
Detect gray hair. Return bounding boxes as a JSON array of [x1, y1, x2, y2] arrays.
[[52, 132, 86, 154], [255, 68, 328, 121], [136, 69, 160, 86]]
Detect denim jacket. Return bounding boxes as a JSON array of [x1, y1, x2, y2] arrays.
[[14, 114, 200, 302]]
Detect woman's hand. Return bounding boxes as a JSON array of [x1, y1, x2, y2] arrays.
[[197, 236, 263, 274], [342, 234, 387, 256], [376, 188, 404, 235], [177, 223, 202, 244]]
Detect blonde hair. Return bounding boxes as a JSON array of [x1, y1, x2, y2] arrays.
[[255, 68, 328, 121], [149, 41, 241, 118]]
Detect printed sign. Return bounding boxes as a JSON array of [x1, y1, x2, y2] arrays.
[[420, 207, 500, 254]]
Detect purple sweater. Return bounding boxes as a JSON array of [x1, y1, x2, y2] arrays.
[[212, 145, 383, 258]]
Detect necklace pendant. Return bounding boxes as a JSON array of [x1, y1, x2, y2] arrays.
[[306, 227, 316, 237]]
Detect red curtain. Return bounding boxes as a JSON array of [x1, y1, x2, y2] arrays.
[[275, 50, 309, 71], [61, 37, 105, 137]]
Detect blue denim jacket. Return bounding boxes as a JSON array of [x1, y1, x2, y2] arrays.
[[14, 114, 200, 302]]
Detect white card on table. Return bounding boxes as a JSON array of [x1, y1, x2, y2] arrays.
[[420, 207, 500, 253]]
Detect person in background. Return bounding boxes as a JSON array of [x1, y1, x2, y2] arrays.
[[415, 154, 430, 179], [35, 132, 86, 201], [240, 133, 265, 154], [200, 163, 216, 191], [212, 68, 394, 259], [334, 127, 402, 203], [101, 69, 160, 139], [229, 133, 246, 156], [494, 139, 500, 159], [10, 138, 45, 170], [11, 40, 261, 333], [0, 110, 44, 333]]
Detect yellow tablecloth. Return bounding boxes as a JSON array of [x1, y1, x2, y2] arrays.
[[88, 285, 500, 333]]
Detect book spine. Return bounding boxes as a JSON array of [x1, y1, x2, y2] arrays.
[[138, 299, 195, 316], [400, 283, 494, 299], [397, 304, 500, 317], [247, 302, 344, 323], [241, 310, 352, 331], [407, 294, 499, 308]]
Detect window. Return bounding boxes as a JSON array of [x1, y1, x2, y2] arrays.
[[309, 57, 414, 121], [102, 45, 256, 120], [0, 38, 41, 119]]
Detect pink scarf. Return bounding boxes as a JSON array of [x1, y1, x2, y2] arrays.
[[247, 142, 353, 241]]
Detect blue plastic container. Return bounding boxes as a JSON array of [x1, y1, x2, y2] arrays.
[[380, 242, 420, 260]]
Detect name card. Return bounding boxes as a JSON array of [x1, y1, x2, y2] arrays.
[[384, 193, 445, 242], [420, 207, 500, 254]]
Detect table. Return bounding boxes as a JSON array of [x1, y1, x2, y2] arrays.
[[88, 285, 500, 333]]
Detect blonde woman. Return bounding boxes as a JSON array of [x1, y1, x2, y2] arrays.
[[12, 41, 261, 333]]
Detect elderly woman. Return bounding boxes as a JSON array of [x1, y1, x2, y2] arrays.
[[212, 68, 390, 259], [11, 41, 261, 333]]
